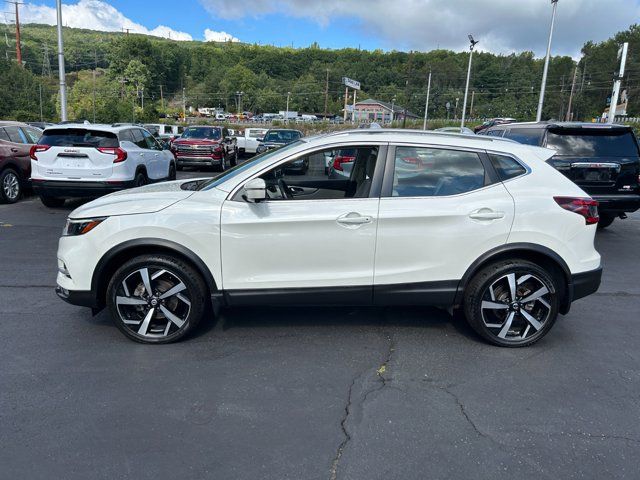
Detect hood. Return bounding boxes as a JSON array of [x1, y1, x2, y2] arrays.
[[69, 180, 201, 219]]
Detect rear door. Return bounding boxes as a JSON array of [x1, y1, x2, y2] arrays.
[[0, 126, 31, 161], [373, 144, 515, 303], [544, 127, 640, 195], [33, 128, 119, 181], [141, 129, 163, 178]]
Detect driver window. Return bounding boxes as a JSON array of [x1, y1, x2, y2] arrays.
[[257, 146, 379, 201]]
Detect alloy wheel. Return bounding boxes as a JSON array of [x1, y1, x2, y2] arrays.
[[114, 267, 191, 339], [2, 172, 20, 201], [480, 272, 553, 342]]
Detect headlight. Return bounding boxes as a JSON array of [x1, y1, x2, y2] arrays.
[[63, 217, 106, 236]]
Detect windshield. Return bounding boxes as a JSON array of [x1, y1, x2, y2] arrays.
[[38, 129, 119, 148], [264, 130, 301, 143], [197, 140, 305, 191], [180, 127, 221, 140], [546, 129, 639, 157]]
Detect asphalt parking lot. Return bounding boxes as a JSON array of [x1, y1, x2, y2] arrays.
[[1, 173, 639, 480]]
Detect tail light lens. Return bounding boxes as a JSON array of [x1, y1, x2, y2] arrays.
[[554, 197, 599, 225], [30, 144, 50, 160], [97, 147, 128, 163], [332, 155, 355, 171]]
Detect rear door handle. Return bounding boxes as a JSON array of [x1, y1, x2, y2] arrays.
[[469, 209, 505, 220], [11, 148, 19, 153], [337, 213, 373, 226]]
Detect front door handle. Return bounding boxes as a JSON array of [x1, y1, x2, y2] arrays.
[[11, 148, 19, 153], [337, 212, 373, 226], [469, 209, 505, 220]]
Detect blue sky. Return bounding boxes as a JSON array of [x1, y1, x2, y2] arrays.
[[17, 0, 640, 56]]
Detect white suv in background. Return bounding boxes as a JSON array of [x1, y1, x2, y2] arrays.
[[54, 130, 602, 347], [30, 123, 176, 207]]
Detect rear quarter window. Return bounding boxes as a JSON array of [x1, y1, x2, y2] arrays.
[[39, 129, 119, 148], [489, 154, 527, 180], [504, 128, 544, 146]]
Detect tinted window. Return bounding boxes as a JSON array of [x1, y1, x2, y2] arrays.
[[504, 128, 543, 146], [119, 129, 134, 143], [181, 127, 221, 140], [38, 128, 118, 148], [142, 130, 161, 150], [258, 146, 379, 200], [489, 154, 527, 180], [0, 128, 10, 142], [131, 129, 147, 148], [392, 147, 485, 197], [264, 130, 301, 143], [546, 129, 639, 157], [486, 129, 505, 137], [4, 126, 26, 143], [21, 127, 41, 144]]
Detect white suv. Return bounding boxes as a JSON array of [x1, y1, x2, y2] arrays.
[[30, 123, 176, 207], [54, 130, 602, 346]]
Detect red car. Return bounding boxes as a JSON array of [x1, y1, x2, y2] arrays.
[[0, 121, 41, 203], [171, 125, 238, 171]]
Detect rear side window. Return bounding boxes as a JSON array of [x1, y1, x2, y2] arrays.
[[119, 129, 134, 143], [546, 129, 639, 157], [131, 129, 147, 149], [489, 154, 527, 180], [504, 128, 543, 146], [391, 147, 486, 197], [39, 128, 118, 148], [4, 126, 26, 143], [486, 130, 504, 137]]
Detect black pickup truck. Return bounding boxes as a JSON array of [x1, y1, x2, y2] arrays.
[[480, 122, 640, 229]]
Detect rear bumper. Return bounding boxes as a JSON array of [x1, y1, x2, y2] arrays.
[[592, 194, 640, 213], [571, 266, 603, 301], [32, 180, 135, 198]]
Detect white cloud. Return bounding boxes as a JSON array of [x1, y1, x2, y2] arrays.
[[198, 0, 640, 56], [203, 28, 240, 42], [21, 0, 193, 41]]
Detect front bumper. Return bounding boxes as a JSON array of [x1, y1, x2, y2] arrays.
[[56, 285, 99, 308], [32, 180, 135, 198], [592, 194, 640, 213], [176, 156, 223, 167]]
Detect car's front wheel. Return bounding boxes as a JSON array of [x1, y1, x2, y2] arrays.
[[106, 254, 208, 344], [464, 259, 559, 347]]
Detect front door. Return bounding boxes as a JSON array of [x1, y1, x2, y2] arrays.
[[220, 144, 386, 304]]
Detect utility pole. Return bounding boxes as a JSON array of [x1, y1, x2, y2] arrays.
[[461, 35, 479, 131], [41, 44, 51, 76], [343, 87, 348, 122], [470, 90, 475, 119], [55, 0, 67, 121], [92, 49, 97, 123], [285, 91, 290, 124], [608, 42, 629, 124], [182, 87, 186, 120], [5, 1, 22, 66], [565, 66, 578, 121], [38, 83, 43, 121], [159, 85, 164, 111], [536, 0, 559, 122], [422, 69, 431, 130], [323, 68, 329, 117], [390, 97, 395, 125]]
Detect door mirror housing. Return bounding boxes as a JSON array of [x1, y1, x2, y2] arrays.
[[243, 178, 267, 203]]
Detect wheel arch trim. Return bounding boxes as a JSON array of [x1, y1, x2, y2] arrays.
[[91, 238, 218, 307], [454, 243, 572, 311]]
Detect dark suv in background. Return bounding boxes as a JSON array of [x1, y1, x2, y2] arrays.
[[480, 122, 640, 229]]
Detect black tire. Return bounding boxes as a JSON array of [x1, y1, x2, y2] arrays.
[[168, 163, 177, 181], [0, 168, 21, 204], [597, 213, 615, 230], [39, 195, 65, 208], [134, 171, 147, 187], [218, 157, 226, 172], [106, 254, 209, 344], [176, 163, 184, 171], [463, 259, 560, 347]]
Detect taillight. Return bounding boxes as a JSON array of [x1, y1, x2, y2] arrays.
[[30, 144, 50, 160], [332, 155, 355, 171], [554, 197, 599, 225], [97, 147, 128, 163]]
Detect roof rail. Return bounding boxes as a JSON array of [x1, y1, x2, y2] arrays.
[[320, 128, 517, 143]]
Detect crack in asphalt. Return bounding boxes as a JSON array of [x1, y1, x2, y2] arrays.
[[329, 330, 395, 480]]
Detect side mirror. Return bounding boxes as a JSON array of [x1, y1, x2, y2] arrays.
[[243, 178, 267, 203]]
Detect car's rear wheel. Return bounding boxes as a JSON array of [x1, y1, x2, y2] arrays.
[[168, 163, 177, 181], [39, 195, 65, 208], [597, 213, 615, 230], [106, 254, 208, 344], [0, 168, 21, 204], [464, 259, 559, 347]]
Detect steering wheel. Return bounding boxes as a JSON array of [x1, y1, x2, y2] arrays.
[[277, 178, 294, 199]]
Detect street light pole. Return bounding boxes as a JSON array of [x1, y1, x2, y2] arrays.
[[423, 69, 431, 130], [55, 0, 67, 121], [536, 0, 559, 122], [285, 91, 290, 124], [461, 35, 478, 131]]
